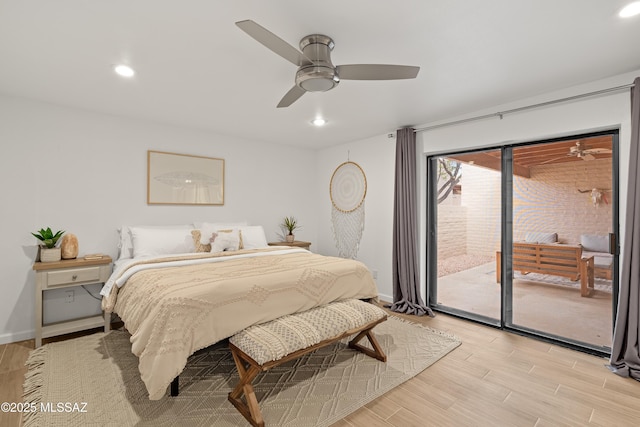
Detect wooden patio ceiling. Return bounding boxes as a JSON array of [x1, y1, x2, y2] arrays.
[[447, 135, 613, 178]]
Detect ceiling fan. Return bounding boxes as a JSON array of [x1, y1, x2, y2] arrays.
[[542, 140, 612, 164], [235, 20, 420, 108]]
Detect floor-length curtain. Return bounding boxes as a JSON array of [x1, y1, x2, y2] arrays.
[[610, 76, 640, 380], [387, 128, 433, 316]]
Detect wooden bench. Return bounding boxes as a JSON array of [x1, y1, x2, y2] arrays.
[[496, 242, 595, 297], [227, 299, 388, 427]]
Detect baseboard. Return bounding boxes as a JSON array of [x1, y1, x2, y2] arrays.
[[377, 292, 392, 304], [0, 321, 124, 345], [0, 329, 34, 345]]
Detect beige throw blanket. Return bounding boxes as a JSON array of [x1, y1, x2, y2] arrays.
[[104, 249, 378, 400]]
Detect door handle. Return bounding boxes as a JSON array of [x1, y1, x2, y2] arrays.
[[609, 233, 616, 255]]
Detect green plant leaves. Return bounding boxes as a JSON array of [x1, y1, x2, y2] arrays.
[[282, 216, 300, 233], [31, 227, 65, 248]]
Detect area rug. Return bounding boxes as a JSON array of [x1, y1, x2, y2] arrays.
[[514, 271, 612, 293], [22, 317, 460, 427]]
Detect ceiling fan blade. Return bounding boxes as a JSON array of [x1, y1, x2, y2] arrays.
[[336, 64, 420, 80], [277, 85, 306, 108], [540, 155, 571, 165], [235, 20, 312, 66]]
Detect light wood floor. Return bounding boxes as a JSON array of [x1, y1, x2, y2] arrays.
[[2, 311, 640, 427]]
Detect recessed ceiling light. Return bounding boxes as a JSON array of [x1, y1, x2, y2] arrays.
[[114, 64, 135, 78], [619, 2, 640, 17], [311, 118, 327, 126]]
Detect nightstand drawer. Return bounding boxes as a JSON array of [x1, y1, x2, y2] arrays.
[[46, 266, 101, 287]]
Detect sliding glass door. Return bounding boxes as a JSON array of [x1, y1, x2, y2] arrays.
[[428, 149, 503, 325], [428, 131, 618, 354], [508, 135, 616, 349]]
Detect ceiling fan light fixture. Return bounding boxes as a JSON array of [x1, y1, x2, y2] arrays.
[[296, 66, 339, 92], [114, 64, 135, 78], [619, 2, 640, 17]]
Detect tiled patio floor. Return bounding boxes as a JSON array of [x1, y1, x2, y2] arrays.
[[437, 262, 613, 348]]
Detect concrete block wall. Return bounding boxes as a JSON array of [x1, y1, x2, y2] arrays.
[[437, 205, 468, 259], [514, 159, 612, 245], [437, 158, 612, 259]]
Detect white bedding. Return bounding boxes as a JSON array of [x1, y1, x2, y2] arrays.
[[100, 247, 304, 297]]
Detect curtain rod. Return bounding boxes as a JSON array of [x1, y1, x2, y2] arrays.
[[414, 82, 635, 133]]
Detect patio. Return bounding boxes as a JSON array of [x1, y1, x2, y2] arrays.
[[436, 260, 613, 348], [435, 137, 614, 350]]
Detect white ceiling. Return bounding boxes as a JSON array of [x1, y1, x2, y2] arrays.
[[1, 1, 639, 149]]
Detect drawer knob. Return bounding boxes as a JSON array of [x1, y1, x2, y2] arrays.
[[72, 274, 78, 281]]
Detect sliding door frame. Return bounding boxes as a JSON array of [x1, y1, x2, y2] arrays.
[[427, 128, 619, 357]]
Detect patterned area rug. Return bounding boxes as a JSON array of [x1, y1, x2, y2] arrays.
[[514, 272, 612, 293], [23, 317, 460, 427]]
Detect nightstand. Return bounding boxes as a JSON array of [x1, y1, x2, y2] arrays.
[[33, 256, 112, 347], [268, 241, 312, 250]]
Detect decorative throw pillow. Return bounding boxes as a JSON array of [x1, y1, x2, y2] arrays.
[[191, 230, 211, 253], [210, 229, 241, 253], [196, 222, 248, 245], [217, 228, 244, 249]]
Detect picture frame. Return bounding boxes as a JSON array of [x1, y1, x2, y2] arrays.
[[147, 150, 224, 205]]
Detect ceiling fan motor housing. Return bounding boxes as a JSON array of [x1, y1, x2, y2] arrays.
[[296, 34, 340, 92]]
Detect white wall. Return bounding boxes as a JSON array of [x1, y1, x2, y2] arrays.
[[0, 94, 318, 344], [316, 135, 397, 302]]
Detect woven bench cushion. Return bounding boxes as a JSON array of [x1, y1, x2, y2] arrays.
[[229, 299, 386, 365]]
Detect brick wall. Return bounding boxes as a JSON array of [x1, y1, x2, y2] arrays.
[[514, 159, 612, 245], [437, 205, 468, 259], [437, 158, 612, 259]]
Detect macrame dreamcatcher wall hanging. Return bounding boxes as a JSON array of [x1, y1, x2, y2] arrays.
[[330, 161, 367, 258]]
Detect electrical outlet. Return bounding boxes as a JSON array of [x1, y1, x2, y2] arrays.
[[65, 290, 74, 303], [371, 269, 378, 279]]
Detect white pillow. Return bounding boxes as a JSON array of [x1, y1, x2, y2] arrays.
[[197, 221, 248, 245], [193, 220, 248, 229], [238, 225, 269, 249], [118, 224, 193, 260], [130, 226, 195, 258], [524, 232, 557, 244], [210, 229, 241, 253]]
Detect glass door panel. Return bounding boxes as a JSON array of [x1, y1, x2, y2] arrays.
[[508, 136, 614, 348], [433, 150, 502, 322]]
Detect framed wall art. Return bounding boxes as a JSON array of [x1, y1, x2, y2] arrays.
[[147, 150, 224, 205]]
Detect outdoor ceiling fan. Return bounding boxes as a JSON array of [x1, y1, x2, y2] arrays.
[[542, 140, 612, 164], [567, 140, 612, 160], [235, 20, 420, 108]]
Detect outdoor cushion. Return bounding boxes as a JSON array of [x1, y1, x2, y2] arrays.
[[525, 232, 558, 244], [580, 234, 609, 253], [581, 234, 612, 269]]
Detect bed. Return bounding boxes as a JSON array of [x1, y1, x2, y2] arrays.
[[100, 223, 379, 400]]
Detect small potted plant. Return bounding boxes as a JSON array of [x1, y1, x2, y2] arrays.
[[32, 227, 65, 262], [282, 216, 300, 243]]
